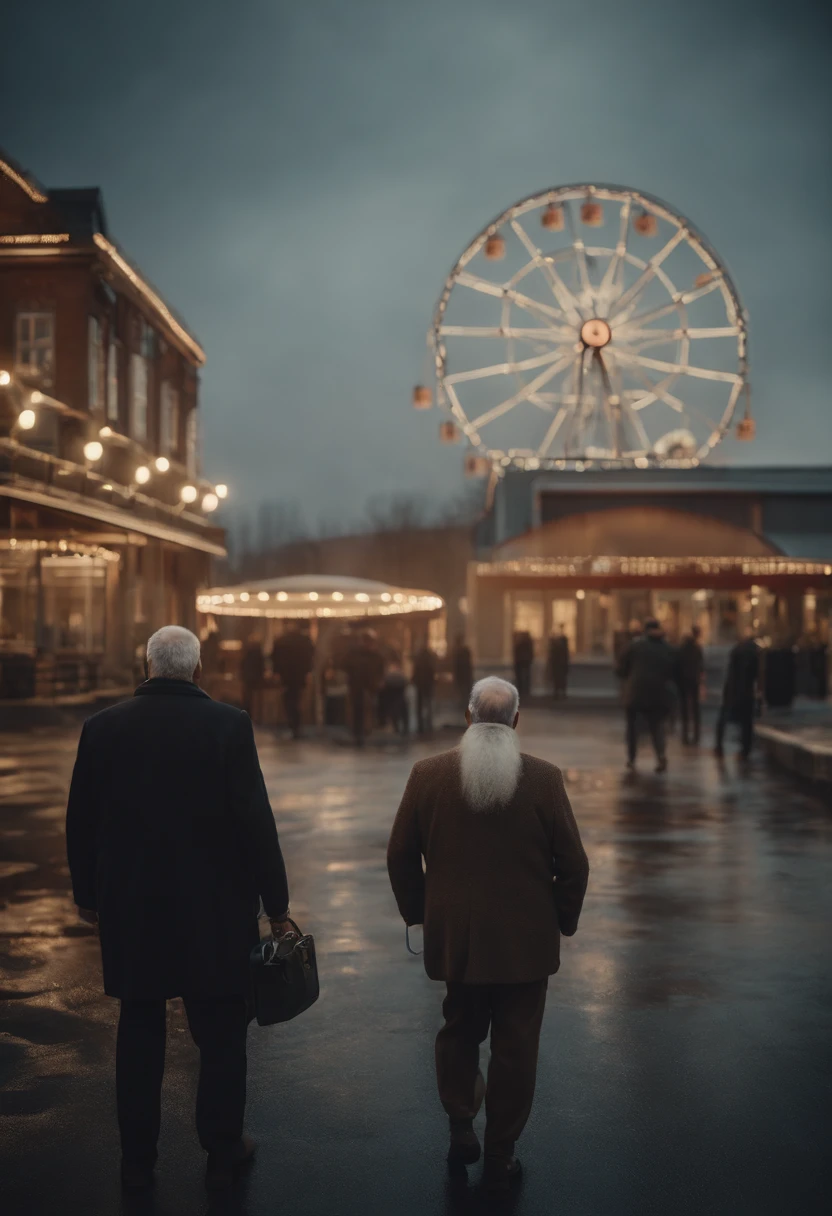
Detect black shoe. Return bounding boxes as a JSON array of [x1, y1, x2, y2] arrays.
[[654, 757, 667, 773], [121, 1159, 154, 1191], [448, 1117, 481, 1168], [205, 1134, 257, 1192], [483, 1156, 522, 1194]]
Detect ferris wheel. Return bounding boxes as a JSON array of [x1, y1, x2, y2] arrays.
[[414, 185, 753, 472]]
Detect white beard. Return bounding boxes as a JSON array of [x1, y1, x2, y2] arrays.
[[459, 722, 522, 812]]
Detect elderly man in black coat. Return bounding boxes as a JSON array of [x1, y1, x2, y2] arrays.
[[66, 626, 291, 1192]]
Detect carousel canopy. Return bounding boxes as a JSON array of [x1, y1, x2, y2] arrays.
[[197, 574, 444, 619]]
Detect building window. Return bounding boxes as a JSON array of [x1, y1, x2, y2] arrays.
[[129, 352, 148, 442], [185, 410, 198, 477], [15, 312, 55, 384], [107, 342, 119, 421], [159, 381, 179, 456], [88, 317, 105, 413]]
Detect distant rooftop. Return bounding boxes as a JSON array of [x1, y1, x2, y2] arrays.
[[526, 466, 832, 495]]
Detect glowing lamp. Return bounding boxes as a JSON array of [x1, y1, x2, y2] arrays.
[[214, 483, 228, 499], [180, 484, 198, 504], [83, 441, 104, 461], [258, 591, 270, 602], [201, 492, 219, 512], [0, 370, 10, 386], [155, 456, 170, 472], [134, 465, 151, 485], [18, 409, 37, 430]]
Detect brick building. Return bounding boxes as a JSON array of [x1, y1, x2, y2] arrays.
[[0, 148, 226, 698]]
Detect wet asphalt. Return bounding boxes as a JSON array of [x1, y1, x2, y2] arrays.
[[1, 709, 830, 1216]]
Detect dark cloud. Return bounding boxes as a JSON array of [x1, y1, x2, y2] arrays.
[[2, 0, 830, 518]]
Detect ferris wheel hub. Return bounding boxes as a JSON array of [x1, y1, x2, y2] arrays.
[[580, 318, 612, 349]]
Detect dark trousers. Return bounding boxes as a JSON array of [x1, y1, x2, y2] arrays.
[[117, 997, 249, 1164], [552, 671, 567, 700], [678, 681, 701, 744], [416, 687, 433, 734], [350, 687, 370, 743], [514, 663, 532, 697], [436, 980, 548, 1160], [626, 707, 666, 763], [715, 699, 754, 757], [283, 683, 303, 737]]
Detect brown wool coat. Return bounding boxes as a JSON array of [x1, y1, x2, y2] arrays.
[[387, 745, 589, 984]]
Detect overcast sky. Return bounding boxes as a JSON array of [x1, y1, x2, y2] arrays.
[[2, 0, 830, 527]]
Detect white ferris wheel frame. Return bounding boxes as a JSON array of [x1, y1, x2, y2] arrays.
[[429, 184, 749, 472]]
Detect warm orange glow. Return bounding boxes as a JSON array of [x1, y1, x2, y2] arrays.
[[0, 233, 69, 245], [0, 158, 48, 203]]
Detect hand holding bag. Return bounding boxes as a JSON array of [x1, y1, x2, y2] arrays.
[[250, 918, 319, 1026]]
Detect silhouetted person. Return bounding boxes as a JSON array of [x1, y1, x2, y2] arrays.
[[387, 676, 588, 1195], [764, 638, 795, 709], [513, 631, 534, 698], [240, 637, 264, 720], [715, 633, 760, 760], [272, 625, 315, 738], [547, 626, 570, 700], [380, 659, 409, 735], [412, 643, 437, 734], [452, 634, 474, 711], [676, 625, 704, 745], [344, 631, 385, 744], [616, 618, 676, 772], [66, 627, 291, 1193]]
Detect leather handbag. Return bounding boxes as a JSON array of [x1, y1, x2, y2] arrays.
[[250, 919, 319, 1026]]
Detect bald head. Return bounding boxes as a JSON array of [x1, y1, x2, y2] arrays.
[[146, 626, 201, 681], [468, 676, 520, 727]]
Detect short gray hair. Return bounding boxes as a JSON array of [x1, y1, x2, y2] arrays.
[[146, 626, 201, 680], [468, 676, 519, 725]]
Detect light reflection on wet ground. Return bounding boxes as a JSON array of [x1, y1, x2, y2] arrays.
[[1, 710, 830, 1215]]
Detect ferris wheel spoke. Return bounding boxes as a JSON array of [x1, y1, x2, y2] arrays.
[[621, 326, 740, 344], [608, 227, 687, 322], [438, 325, 565, 341], [509, 219, 584, 322], [470, 352, 576, 429], [562, 204, 594, 309], [536, 407, 569, 457], [613, 349, 742, 384], [454, 272, 568, 325], [445, 347, 570, 386], [598, 197, 632, 306]]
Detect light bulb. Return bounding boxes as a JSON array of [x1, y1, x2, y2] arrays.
[[134, 465, 151, 485], [214, 483, 228, 499], [201, 492, 219, 512], [83, 441, 104, 461], [0, 370, 10, 386], [155, 456, 170, 473], [18, 409, 37, 430], [180, 484, 198, 504]]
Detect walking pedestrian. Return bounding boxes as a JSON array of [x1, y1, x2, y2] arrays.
[[547, 625, 570, 700], [272, 624, 315, 738], [380, 658, 409, 735], [65, 626, 292, 1193], [387, 676, 589, 1194], [344, 630, 385, 745], [715, 631, 760, 760], [412, 642, 437, 734], [616, 618, 677, 772], [676, 625, 704, 744], [452, 634, 474, 713], [512, 631, 534, 698], [240, 636, 264, 720]]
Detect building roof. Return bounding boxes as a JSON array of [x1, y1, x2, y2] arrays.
[[197, 574, 444, 619], [528, 466, 832, 495]]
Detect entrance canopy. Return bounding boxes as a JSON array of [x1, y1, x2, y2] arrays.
[[197, 574, 443, 620]]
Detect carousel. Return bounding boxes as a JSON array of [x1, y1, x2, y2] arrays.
[[196, 574, 445, 725]]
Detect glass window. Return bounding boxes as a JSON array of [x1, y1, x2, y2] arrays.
[[130, 353, 147, 442], [87, 317, 104, 413], [15, 312, 55, 384], [160, 382, 179, 456], [185, 409, 198, 477], [40, 556, 107, 653], [107, 342, 119, 421]]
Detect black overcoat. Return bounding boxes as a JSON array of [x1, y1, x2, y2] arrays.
[[65, 679, 289, 1001], [617, 636, 677, 713]]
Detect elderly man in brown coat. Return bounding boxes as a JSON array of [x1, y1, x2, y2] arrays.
[[387, 676, 589, 1194]]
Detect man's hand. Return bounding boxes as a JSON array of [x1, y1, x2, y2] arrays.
[[269, 915, 294, 938], [77, 907, 98, 927]]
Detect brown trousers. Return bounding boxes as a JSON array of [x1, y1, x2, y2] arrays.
[[435, 979, 548, 1159]]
